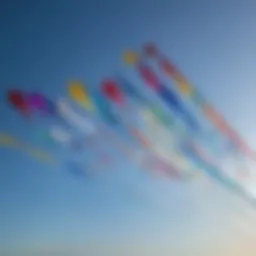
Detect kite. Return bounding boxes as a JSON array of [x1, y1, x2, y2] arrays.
[[8, 89, 57, 117], [26, 93, 57, 116], [158, 84, 199, 130], [26, 92, 47, 113], [117, 77, 174, 128], [0, 132, 21, 148], [148, 104, 174, 127], [26, 147, 58, 165], [7, 90, 30, 115], [122, 55, 200, 131], [143, 43, 158, 57], [181, 140, 241, 193], [117, 76, 148, 105], [5, 41, 256, 207], [68, 81, 93, 110], [56, 98, 96, 135], [6, 90, 158, 177], [137, 63, 160, 90], [122, 51, 138, 65], [159, 57, 177, 77], [92, 91, 119, 125], [101, 79, 124, 104], [142, 44, 254, 160], [49, 125, 72, 145], [0, 132, 57, 165]]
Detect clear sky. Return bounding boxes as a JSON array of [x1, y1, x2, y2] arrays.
[[1, 1, 256, 255]]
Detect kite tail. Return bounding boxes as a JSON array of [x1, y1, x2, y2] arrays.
[[182, 143, 241, 192]]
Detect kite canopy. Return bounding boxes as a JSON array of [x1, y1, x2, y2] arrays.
[[101, 79, 124, 104], [123, 51, 138, 65], [8, 89, 30, 115], [117, 77, 147, 104], [159, 58, 177, 76], [26, 92, 48, 112], [138, 63, 160, 90], [68, 81, 93, 110]]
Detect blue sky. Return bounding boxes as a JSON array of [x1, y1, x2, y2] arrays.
[[1, 1, 256, 255]]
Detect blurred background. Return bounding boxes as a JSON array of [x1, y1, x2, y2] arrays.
[[1, 1, 256, 255]]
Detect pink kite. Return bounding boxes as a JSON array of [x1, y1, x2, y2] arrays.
[[137, 64, 160, 90]]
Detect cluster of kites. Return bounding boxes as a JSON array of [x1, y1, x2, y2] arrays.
[[3, 43, 256, 202]]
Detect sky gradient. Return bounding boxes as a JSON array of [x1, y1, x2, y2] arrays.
[[1, 1, 256, 255]]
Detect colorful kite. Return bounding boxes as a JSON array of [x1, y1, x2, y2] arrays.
[[56, 98, 96, 135], [26, 93, 47, 113], [92, 91, 119, 125], [4, 42, 256, 206], [0, 132, 58, 165], [123, 59, 200, 131], [101, 79, 124, 104], [68, 81, 93, 110], [142, 43, 253, 159], [8, 90, 30, 116]]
